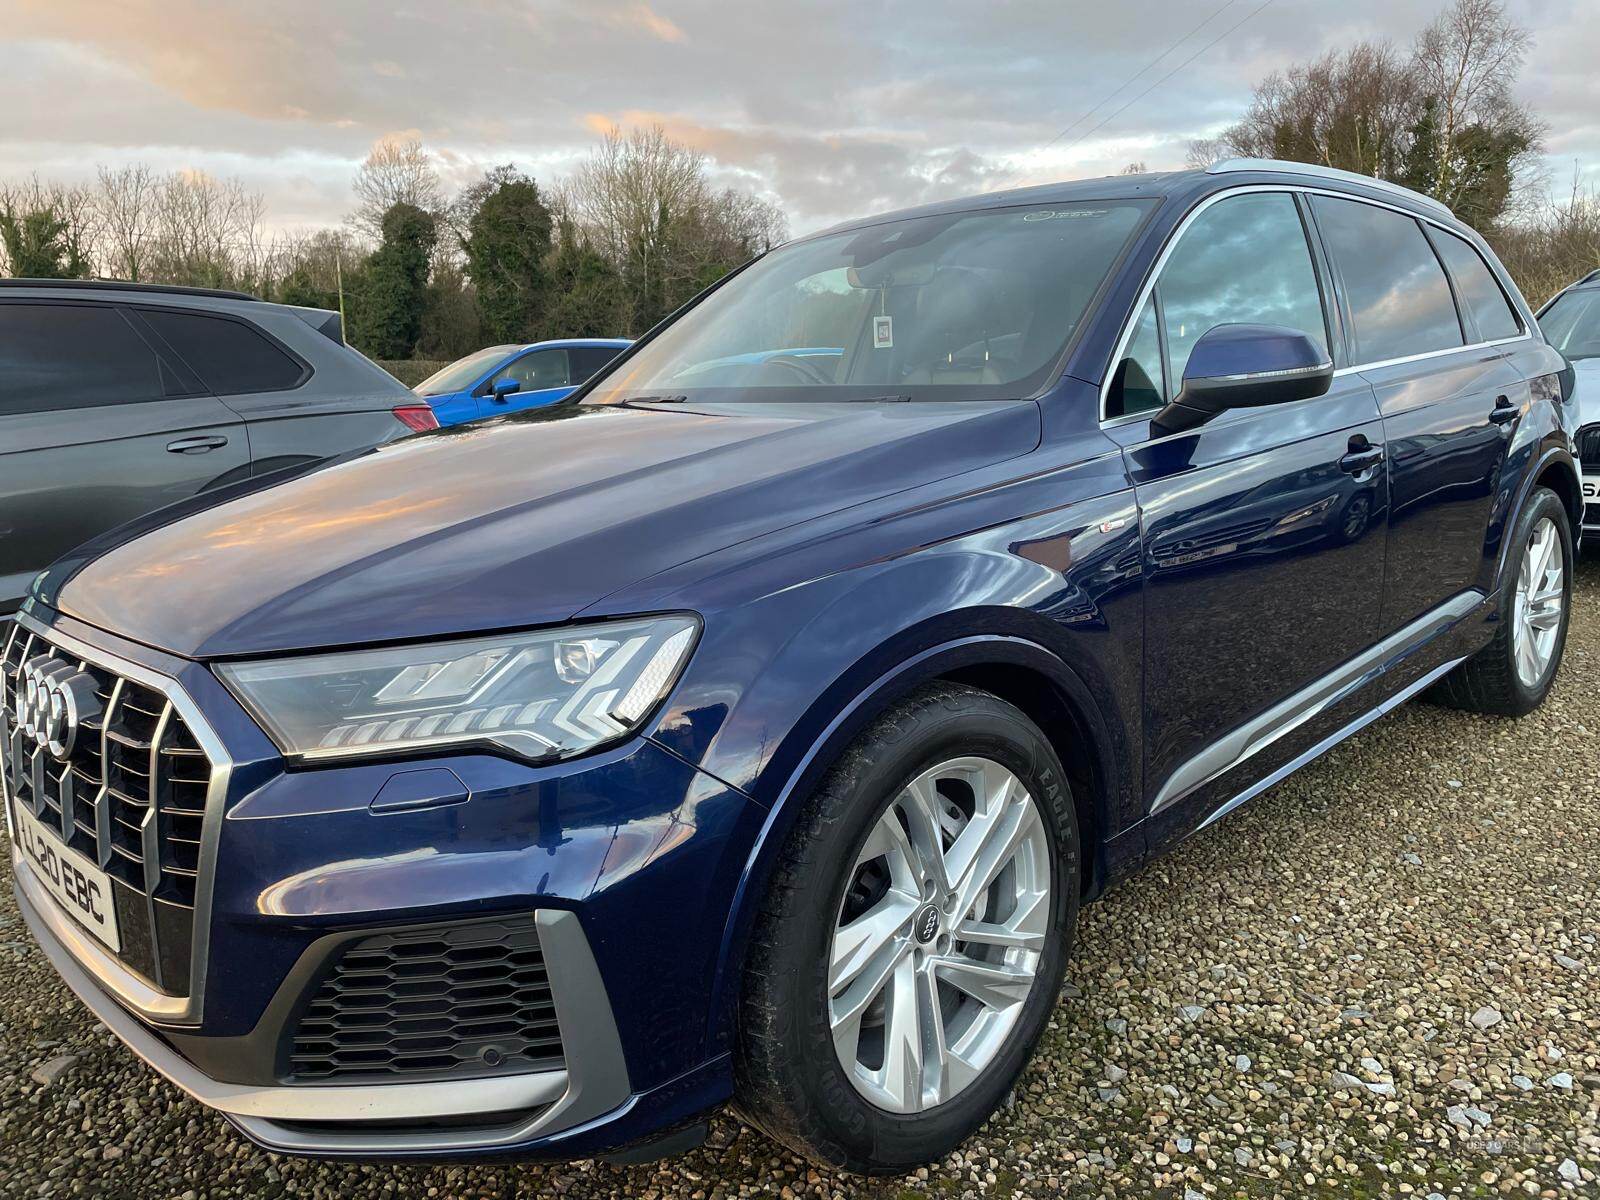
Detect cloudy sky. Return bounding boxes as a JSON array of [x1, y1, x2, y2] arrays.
[[2, 0, 1596, 237]]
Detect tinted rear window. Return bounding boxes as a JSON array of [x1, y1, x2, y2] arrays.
[[570, 345, 625, 383], [139, 308, 306, 394], [1313, 196, 1464, 364], [0, 302, 173, 414], [1430, 229, 1522, 342]]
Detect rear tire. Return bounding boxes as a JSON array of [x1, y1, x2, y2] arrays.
[[733, 682, 1079, 1175], [1432, 486, 1572, 716]]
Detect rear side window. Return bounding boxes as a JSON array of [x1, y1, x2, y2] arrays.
[[496, 348, 570, 390], [139, 309, 306, 395], [0, 302, 174, 415], [1429, 229, 1522, 342], [1313, 196, 1463, 363], [569, 345, 624, 384], [1157, 192, 1329, 391]]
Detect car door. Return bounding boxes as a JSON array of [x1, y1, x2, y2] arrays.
[[1100, 189, 1389, 847], [1309, 195, 1525, 629], [477, 347, 573, 417], [128, 305, 363, 477], [0, 300, 249, 613]]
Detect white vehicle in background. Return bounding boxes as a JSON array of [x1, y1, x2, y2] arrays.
[[1538, 269, 1600, 543]]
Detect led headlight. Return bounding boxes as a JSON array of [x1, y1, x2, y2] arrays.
[[216, 615, 699, 763]]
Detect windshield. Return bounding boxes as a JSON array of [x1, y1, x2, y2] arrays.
[[1540, 288, 1600, 362], [587, 199, 1153, 404], [414, 346, 517, 395]]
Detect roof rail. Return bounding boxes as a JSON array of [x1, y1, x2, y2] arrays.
[[0, 277, 260, 302], [1205, 158, 1453, 217]]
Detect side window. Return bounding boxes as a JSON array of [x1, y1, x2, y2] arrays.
[[1108, 295, 1164, 417], [1158, 192, 1329, 391], [569, 345, 623, 384], [0, 303, 170, 415], [139, 309, 306, 394], [1312, 196, 1464, 363], [497, 348, 570, 390], [1429, 228, 1523, 342]]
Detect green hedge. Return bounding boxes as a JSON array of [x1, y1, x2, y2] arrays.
[[376, 359, 450, 388]]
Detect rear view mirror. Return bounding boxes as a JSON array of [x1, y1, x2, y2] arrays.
[[491, 378, 522, 400], [1152, 324, 1333, 437]]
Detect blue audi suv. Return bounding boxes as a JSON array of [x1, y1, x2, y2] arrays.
[[3, 159, 1580, 1175]]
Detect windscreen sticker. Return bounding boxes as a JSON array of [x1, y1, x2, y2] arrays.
[[1022, 209, 1109, 221], [873, 315, 894, 349]]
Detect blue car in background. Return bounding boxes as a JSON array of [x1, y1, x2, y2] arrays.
[[413, 338, 632, 425]]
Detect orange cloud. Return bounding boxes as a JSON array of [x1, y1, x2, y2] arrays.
[[611, 3, 686, 44]]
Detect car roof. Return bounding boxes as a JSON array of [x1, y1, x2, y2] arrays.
[[0, 277, 261, 302], [803, 158, 1459, 243], [512, 338, 633, 351]]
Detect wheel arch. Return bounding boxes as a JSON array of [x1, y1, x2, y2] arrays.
[[1497, 441, 1583, 589], [705, 629, 1128, 1057]]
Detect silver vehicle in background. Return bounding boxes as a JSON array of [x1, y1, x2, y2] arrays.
[[1538, 268, 1600, 541], [0, 279, 432, 615]]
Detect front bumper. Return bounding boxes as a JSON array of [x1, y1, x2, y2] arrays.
[[16, 876, 625, 1153], [5, 609, 763, 1158]]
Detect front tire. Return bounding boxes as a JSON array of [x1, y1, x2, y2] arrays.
[[1432, 485, 1573, 716], [733, 683, 1079, 1174]]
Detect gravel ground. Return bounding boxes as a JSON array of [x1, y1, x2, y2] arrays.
[[2, 558, 1597, 1199]]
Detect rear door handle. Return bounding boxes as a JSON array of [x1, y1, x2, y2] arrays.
[[166, 435, 229, 454], [1338, 439, 1384, 475], [1488, 394, 1520, 426]]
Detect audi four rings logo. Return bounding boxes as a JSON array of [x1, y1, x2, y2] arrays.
[[14, 657, 102, 761]]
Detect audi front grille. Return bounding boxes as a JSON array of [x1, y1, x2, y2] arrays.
[[2, 624, 215, 996]]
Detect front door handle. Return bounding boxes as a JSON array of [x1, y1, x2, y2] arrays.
[[1338, 438, 1384, 475], [166, 435, 229, 454], [1488, 394, 1520, 426]]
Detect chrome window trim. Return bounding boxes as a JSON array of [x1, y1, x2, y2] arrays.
[[1096, 183, 1536, 427], [4, 611, 230, 1026], [1205, 157, 1454, 217]]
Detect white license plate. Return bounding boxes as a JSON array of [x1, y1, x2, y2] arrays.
[[1582, 473, 1599, 504], [10, 799, 121, 952]]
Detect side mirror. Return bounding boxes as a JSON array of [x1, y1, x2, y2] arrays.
[[1151, 324, 1333, 437], [491, 377, 522, 401]]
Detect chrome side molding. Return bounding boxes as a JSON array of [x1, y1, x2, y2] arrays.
[[1149, 590, 1483, 815]]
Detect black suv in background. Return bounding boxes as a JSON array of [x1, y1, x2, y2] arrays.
[[0, 279, 428, 614]]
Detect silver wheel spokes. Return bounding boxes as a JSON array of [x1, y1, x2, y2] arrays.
[[1513, 516, 1564, 687], [828, 756, 1050, 1114]]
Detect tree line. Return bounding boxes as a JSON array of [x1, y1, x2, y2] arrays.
[[2, 0, 1595, 366], [0, 125, 788, 363]]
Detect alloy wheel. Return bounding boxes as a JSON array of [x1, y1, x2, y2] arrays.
[[828, 756, 1051, 1114], [1512, 515, 1565, 688]]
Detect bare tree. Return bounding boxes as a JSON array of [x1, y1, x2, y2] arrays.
[[145, 171, 267, 288], [1413, 0, 1530, 197], [1191, 0, 1543, 228], [569, 125, 787, 329], [350, 136, 445, 242], [1191, 41, 1419, 179], [94, 164, 159, 280]]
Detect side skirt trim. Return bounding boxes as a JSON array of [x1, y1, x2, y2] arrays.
[[1149, 590, 1482, 816], [1194, 654, 1466, 834]]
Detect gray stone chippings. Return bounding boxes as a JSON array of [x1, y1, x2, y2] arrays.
[[3, 562, 1600, 1196]]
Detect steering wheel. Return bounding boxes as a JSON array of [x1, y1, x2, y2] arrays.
[[758, 354, 836, 386]]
